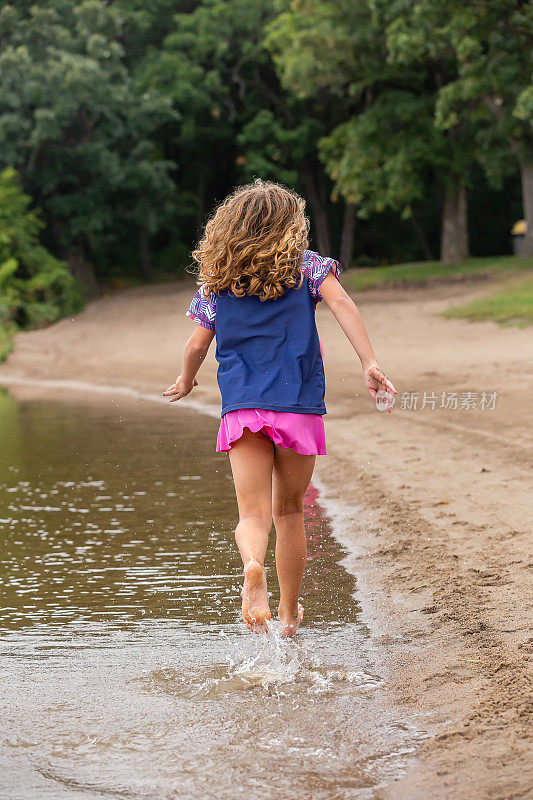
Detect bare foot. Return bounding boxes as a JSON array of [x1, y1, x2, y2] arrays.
[[241, 559, 271, 633], [278, 602, 304, 637]]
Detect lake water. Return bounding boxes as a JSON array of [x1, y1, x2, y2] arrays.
[[0, 390, 422, 799]]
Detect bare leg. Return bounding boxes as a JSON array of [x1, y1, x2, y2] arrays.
[[228, 429, 274, 632], [272, 446, 316, 636]]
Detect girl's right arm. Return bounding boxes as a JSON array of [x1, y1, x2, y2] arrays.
[[162, 325, 215, 402], [319, 271, 397, 405]]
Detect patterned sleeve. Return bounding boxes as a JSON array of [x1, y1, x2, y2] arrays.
[[304, 251, 342, 303], [186, 286, 216, 330]]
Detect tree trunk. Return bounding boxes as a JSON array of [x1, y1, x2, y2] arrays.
[[301, 164, 332, 256], [48, 216, 100, 299], [440, 183, 469, 265], [138, 228, 152, 280], [340, 202, 356, 267], [517, 157, 533, 257], [66, 245, 100, 299], [410, 211, 433, 261]]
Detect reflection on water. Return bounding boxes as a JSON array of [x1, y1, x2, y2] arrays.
[[0, 391, 422, 798]]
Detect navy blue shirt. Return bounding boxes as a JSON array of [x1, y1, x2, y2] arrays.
[[186, 250, 341, 418]]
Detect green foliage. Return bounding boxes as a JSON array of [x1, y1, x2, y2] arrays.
[[267, 0, 476, 221], [516, 82, 533, 129], [0, 0, 177, 274], [0, 0, 530, 286], [238, 110, 324, 185], [266, 0, 533, 262], [141, 0, 346, 256], [372, 0, 533, 176], [0, 168, 82, 360], [0, 323, 15, 362], [266, 0, 383, 100], [140, 0, 280, 225], [433, 1, 533, 140], [321, 92, 441, 217]]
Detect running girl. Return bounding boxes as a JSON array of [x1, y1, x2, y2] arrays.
[[163, 180, 396, 636]]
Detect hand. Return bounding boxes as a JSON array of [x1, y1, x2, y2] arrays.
[[363, 363, 397, 411], [162, 375, 198, 402]]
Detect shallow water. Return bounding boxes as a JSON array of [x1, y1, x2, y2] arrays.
[[0, 391, 422, 798]]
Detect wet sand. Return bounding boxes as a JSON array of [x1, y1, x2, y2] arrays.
[[1, 276, 532, 798]]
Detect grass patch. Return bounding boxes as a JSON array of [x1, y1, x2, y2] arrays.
[[443, 274, 533, 326], [342, 255, 533, 293]]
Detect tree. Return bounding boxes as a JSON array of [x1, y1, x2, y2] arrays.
[[320, 92, 442, 259], [434, 1, 533, 256], [142, 0, 349, 259], [0, 167, 82, 360], [369, 0, 487, 263], [266, 0, 376, 261], [377, 0, 533, 256], [237, 111, 332, 254], [268, 0, 483, 264], [0, 0, 177, 293]]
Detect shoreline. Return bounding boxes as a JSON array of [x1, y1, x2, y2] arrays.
[[1, 278, 531, 799], [0, 374, 222, 419]]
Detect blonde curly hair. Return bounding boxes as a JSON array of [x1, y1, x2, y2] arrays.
[[192, 179, 309, 301]]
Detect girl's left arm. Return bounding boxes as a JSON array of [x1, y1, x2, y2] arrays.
[[162, 325, 215, 402], [320, 271, 397, 406]]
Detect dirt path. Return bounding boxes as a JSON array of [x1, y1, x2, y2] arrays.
[[1, 277, 532, 799]]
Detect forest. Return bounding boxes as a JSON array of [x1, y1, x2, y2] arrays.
[[1, 0, 532, 345]]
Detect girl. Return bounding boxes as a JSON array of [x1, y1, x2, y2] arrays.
[[163, 180, 396, 636]]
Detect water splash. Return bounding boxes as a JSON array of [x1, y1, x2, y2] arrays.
[[226, 623, 302, 688], [140, 623, 383, 701]]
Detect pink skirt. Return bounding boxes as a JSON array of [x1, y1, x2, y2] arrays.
[[216, 408, 326, 456]]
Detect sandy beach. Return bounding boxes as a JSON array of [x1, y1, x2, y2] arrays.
[[1, 276, 532, 799]]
